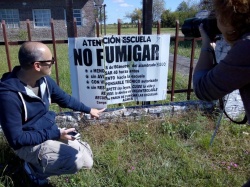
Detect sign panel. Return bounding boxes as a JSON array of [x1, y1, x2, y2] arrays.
[[68, 35, 170, 108]]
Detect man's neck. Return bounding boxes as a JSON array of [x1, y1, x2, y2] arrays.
[[17, 69, 39, 88]]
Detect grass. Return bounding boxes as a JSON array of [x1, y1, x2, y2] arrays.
[[51, 112, 250, 187], [1, 110, 250, 187], [0, 27, 249, 187]]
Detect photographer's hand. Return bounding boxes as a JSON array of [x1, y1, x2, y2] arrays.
[[199, 23, 216, 51], [194, 23, 216, 72]]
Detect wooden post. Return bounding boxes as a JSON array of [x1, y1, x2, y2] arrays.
[[142, 0, 153, 105], [142, 0, 153, 34], [65, 0, 75, 37]]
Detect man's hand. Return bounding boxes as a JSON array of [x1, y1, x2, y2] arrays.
[[90, 108, 106, 118], [60, 128, 78, 140]]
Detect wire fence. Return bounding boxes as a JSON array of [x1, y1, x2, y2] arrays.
[[0, 19, 201, 104]]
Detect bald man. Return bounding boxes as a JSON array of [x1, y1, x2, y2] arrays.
[[0, 42, 104, 185]]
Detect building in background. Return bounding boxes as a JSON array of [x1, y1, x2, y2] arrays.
[[0, 0, 95, 40]]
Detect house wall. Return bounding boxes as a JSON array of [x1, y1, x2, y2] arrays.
[[0, 0, 95, 41]]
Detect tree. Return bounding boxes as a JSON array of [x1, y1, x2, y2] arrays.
[[94, 6, 107, 22], [126, 0, 164, 27], [125, 8, 142, 25], [152, 0, 165, 22], [199, 0, 213, 10], [176, 1, 189, 12], [176, 0, 199, 12], [161, 9, 176, 28], [161, 0, 199, 28], [174, 0, 199, 25]]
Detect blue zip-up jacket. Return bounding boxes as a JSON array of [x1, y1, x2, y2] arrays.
[[0, 66, 91, 150]]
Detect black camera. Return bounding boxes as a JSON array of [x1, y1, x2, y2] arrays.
[[181, 17, 221, 40]]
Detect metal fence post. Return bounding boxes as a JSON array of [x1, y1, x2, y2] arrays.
[[2, 20, 12, 72], [50, 18, 60, 86], [171, 20, 180, 101], [26, 19, 32, 41]]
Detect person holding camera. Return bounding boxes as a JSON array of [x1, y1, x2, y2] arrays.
[[193, 0, 250, 125], [0, 41, 105, 185]]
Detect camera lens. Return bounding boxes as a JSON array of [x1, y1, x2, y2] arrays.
[[181, 17, 221, 39]]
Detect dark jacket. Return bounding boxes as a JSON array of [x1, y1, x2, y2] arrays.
[[193, 33, 250, 123], [0, 66, 91, 150]]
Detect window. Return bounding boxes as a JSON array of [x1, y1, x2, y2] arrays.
[[33, 9, 51, 27], [0, 9, 19, 28], [73, 9, 82, 26], [64, 9, 83, 26]]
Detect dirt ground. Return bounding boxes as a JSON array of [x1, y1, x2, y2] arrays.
[[168, 53, 198, 76]]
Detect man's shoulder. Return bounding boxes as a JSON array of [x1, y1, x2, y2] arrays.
[[242, 32, 250, 39], [42, 76, 58, 88], [43, 76, 55, 82], [0, 79, 21, 93]]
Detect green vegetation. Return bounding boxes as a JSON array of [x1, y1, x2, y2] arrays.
[[1, 110, 250, 187], [124, 0, 199, 28]]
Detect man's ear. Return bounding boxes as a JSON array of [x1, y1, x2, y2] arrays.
[[33, 62, 41, 71]]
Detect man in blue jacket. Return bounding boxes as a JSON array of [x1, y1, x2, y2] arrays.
[[0, 41, 105, 185]]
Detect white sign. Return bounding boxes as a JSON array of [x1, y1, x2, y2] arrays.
[[68, 35, 170, 108]]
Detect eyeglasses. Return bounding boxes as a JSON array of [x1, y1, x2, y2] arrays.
[[31, 57, 55, 65], [36, 57, 55, 65]]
